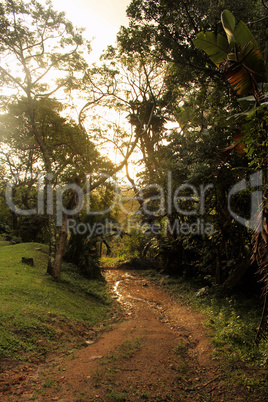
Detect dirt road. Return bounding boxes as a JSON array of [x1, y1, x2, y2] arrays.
[[1, 268, 261, 401]]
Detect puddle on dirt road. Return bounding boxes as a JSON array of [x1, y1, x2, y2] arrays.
[[105, 270, 152, 310]]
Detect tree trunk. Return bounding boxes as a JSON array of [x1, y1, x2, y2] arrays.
[[52, 214, 68, 279], [47, 215, 57, 276], [47, 187, 78, 279]]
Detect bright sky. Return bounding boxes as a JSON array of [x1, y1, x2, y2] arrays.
[[49, 0, 131, 61], [37, 1, 139, 178]]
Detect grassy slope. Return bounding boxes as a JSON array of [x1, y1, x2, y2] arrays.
[[0, 242, 112, 364]]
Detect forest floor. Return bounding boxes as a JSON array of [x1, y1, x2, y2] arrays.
[[1, 267, 267, 401]]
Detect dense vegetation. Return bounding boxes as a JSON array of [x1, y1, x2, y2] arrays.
[[0, 0, 267, 351]]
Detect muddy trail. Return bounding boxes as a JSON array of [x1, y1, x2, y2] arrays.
[[0, 268, 264, 401]]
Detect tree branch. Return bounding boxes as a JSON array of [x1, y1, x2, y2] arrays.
[[89, 105, 155, 192]]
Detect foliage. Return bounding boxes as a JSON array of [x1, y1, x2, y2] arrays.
[[0, 0, 88, 277], [194, 10, 266, 98], [194, 7, 268, 334], [0, 98, 102, 181], [121, 0, 265, 64], [0, 97, 109, 265], [0, 0, 117, 278], [111, 1, 268, 296], [242, 104, 268, 169], [64, 181, 120, 278], [0, 0, 266, 291], [0, 0, 87, 104]]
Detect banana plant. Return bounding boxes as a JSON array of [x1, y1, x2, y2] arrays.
[[194, 10, 266, 103]]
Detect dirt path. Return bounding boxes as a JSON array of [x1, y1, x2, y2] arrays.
[[1, 268, 260, 401]]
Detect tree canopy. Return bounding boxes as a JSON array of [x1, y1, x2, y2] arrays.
[[0, 0, 267, 305]]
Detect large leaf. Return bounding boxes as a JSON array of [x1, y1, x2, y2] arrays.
[[224, 47, 265, 95], [193, 31, 229, 66], [227, 46, 265, 77], [243, 47, 265, 79], [225, 64, 253, 95], [234, 20, 259, 49], [221, 10, 236, 44], [221, 10, 259, 49], [194, 9, 265, 98]]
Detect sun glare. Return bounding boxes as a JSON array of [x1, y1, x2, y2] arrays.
[[49, 0, 130, 62]]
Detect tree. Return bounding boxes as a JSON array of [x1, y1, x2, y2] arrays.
[[118, 0, 265, 76], [0, 0, 90, 277], [194, 9, 268, 340], [0, 0, 115, 278], [0, 0, 167, 278], [110, 0, 267, 286], [79, 52, 169, 167], [0, 0, 88, 104], [0, 97, 110, 276]]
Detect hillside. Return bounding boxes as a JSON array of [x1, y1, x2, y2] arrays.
[[0, 242, 112, 368]]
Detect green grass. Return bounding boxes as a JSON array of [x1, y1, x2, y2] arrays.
[[174, 340, 188, 356], [107, 391, 128, 401], [100, 256, 124, 267], [0, 242, 112, 363]]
